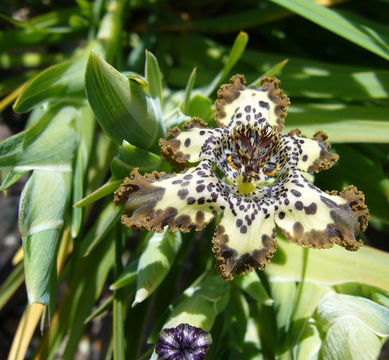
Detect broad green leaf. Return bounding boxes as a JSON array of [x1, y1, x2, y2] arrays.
[[317, 293, 389, 337], [285, 283, 331, 358], [19, 170, 71, 304], [233, 271, 273, 305], [320, 317, 382, 360], [85, 51, 163, 151], [268, 0, 389, 60], [202, 31, 248, 96], [162, 274, 230, 332], [285, 103, 389, 143], [295, 323, 321, 360], [132, 230, 182, 307], [0, 105, 78, 171], [267, 237, 389, 292], [111, 140, 162, 179], [334, 282, 389, 309]]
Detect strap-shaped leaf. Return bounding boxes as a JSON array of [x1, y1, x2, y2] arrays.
[[269, 0, 389, 60]]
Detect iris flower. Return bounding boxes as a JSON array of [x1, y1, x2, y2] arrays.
[[114, 75, 369, 280], [155, 323, 212, 360]]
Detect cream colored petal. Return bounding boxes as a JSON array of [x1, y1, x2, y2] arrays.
[[114, 160, 228, 233], [160, 126, 227, 169], [273, 169, 368, 250], [212, 191, 277, 281], [277, 129, 339, 173], [215, 75, 289, 132]]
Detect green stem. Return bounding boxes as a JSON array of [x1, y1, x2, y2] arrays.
[[113, 225, 126, 360]]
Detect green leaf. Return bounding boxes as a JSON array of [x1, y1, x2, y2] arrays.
[[162, 274, 230, 332], [317, 293, 389, 337], [185, 93, 214, 122], [145, 50, 164, 110], [267, 237, 389, 292], [228, 288, 249, 352], [0, 262, 24, 311], [233, 271, 273, 305], [183, 67, 197, 114], [13, 50, 90, 113], [19, 170, 71, 304], [321, 316, 383, 360], [81, 203, 122, 257], [268, 0, 389, 60], [111, 140, 162, 179], [270, 281, 296, 345], [202, 31, 248, 96], [85, 51, 163, 150], [110, 259, 137, 291], [74, 179, 122, 208], [36, 228, 115, 359], [250, 59, 289, 85], [0, 169, 27, 191], [294, 323, 321, 360], [71, 106, 95, 237], [132, 230, 182, 307], [0, 105, 78, 170], [285, 103, 389, 143]]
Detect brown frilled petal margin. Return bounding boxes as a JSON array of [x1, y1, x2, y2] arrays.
[[114, 74, 369, 281], [215, 75, 290, 131]]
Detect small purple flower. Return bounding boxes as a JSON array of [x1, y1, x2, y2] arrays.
[[155, 323, 212, 360]]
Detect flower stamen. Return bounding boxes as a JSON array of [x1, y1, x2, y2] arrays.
[[231, 124, 280, 182]]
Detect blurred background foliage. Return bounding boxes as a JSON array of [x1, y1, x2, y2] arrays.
[[0, 0, 389, 359]]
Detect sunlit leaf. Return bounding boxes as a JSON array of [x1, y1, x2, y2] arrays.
[[268, 0, 389, 60], [285, 103, 389, 143], [267, 237, 389, 292], [132, 230, 182, 307]]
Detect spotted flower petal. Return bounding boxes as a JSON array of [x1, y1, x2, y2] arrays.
[[159, 118, 227, 169], [276, 129, 339, 173], [156, 323, 212, 360], [114, 160, 227, 233], [212, 192, 277, 281], [273, 169, 369, 250], [215, 75, 290, 131]]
